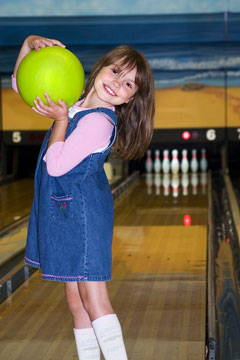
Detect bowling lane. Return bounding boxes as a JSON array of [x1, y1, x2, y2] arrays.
[[0, 178, 34, 230], [113, 175, 207, 358], [0, 174, 208, 360], [115, 173, 208, 226]]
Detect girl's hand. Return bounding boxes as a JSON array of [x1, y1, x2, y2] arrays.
[[13, 35, 65, 78], [26, 35, 66, 51], [32, 93, 68, 122]]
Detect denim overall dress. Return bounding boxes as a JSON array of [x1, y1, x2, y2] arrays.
[[25, 107, 117, 282]]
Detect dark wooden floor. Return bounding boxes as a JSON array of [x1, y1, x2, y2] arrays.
[[0, 178, 34, 229]]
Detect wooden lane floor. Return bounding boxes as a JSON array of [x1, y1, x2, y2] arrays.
[[0, 178, 34, 230], [0, 174, 208, 359], [0, 178, 34, 267]]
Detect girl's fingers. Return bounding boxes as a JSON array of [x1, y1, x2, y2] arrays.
[[33, 43, 41, 51], [34, 41, 51, 50], [35, 95, 57, 110], [58, 99, 68, 109], [45, 38, 66, 48], [32, 107, 44, 115], [33, 37, 66, 51], [40, 40, 54, 47], [32, 106, 50, 117], [44, 93, 54, 105], [33, 107, 52, 118], [33, 99, 51, 114], [37, 95, 55, 109], [35, 96, 47, 108], [51, 39, 66, 48], [33, 96, 68, 120]]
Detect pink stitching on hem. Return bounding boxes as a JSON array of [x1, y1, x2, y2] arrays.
[[25, 257, 40, 265], [42, 273, 85, 279]]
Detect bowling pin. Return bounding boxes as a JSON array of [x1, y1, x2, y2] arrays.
[[181, 173, 189, 196], [154, 173, 161, 195], [154, 149, 161, 173], [171, 174, 180, 198], [190, 149, 198, 173], [170, 149, 180, 174], [200, 172, 207, 194], [200, 148, 208, 172], [162, 173, 170, 196], [191, 173, 198, 195], [145, 173, 153, 195], [181, 149, 189, 173], [145, 149, 153, 173], [162, 149, 170, 174]]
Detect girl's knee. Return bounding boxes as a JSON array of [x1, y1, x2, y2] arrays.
[[64, 282, 83, 314], [78, 282, 113, 319], [77, 283, 92, 313]]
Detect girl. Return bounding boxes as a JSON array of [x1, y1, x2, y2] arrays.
[[12, 35, 155, 360]]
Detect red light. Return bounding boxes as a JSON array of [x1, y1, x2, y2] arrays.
[[182, 131, 191, 140], [226, 238, 230, 243], [183, 215, 192, 226], [183, 214, 191, 226], [38, 134, 44, 141]]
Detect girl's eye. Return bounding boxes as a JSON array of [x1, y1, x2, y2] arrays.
[[126, 82, 132, 88], [112, 68, 118, 75]]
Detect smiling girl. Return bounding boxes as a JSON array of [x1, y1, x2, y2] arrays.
[[12, 35, 155, 360]]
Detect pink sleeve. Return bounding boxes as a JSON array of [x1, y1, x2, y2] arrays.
[[11, 75, 19, 93], [44, 113, 114, 177]]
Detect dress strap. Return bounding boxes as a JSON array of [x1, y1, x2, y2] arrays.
[[96, 107, 117, 126], [95, 108, 117, 151]]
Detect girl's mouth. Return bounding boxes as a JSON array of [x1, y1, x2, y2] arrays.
[[104, 84, 116, 96]]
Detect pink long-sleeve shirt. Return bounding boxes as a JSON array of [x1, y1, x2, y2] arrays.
[[12, 76, 114, 177]]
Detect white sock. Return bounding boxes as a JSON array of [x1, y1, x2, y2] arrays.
[[92, 314, 128, 360], [74, 328, 100, 360]]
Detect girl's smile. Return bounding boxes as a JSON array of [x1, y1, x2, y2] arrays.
[[104, 84, 117, 96]]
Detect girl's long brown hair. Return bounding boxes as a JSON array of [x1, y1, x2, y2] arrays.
[[84, 45, 155, 160]]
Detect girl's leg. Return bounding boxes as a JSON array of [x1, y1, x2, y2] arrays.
[[65, 282, 92, 328], [78, 282, 128, 360], [64, 282, 100, 360]]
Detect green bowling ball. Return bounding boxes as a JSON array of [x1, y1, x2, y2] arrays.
[[17, 46, 85, 108]]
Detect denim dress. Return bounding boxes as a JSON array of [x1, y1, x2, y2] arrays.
[[24, 107, 117, 282]]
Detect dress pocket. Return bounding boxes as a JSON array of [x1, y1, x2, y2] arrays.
[[50, 194, 73, 221]]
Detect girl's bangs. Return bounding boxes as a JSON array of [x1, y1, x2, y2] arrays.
[[104, 46, 147, 87], [119, 57, 137, 72]]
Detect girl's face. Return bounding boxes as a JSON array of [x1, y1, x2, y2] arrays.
[[93, 61, 138, 107]]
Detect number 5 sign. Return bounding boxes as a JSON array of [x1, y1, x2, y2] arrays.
[[12, 131, 22, 143]]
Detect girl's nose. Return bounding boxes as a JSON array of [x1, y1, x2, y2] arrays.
[[112, 80, 120, 89]]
